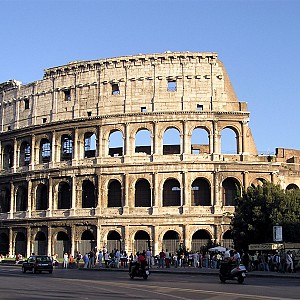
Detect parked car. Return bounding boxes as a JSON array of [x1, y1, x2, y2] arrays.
[[22, 255, 53, 274]]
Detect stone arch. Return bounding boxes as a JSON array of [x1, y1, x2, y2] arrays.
[[135, 179, 151, 207], [222, 230, 234, 249], [61, 134, 73, 161], [78, 230, 96, 255], [82, 180, 96, 208], [191, 127, 210, 154], [222, 177, 241, 206], [39, 138, 51, 163], [15, 185, 28, 212], [33, 231, 47, 255], [286, 183, 299, 191], [55, 231, 71, 258], [106, 230, 122, 253], [251, 177, 267, 187], [3, 144, 14, 169], [162, 230, 180, 254], [57, 181, 71, 209], [221, 126, 239, 154], [135, 128, 152, 155], [191, 178, 211, 206], [191, 229, 212, 251], [134, 230, 151, 253], [36, 183, 48, 210], [19, 141, 31, 166], [107, 179, 122, 207], [15, 232, 26, 257], [84, 132, 97, 158], [163, 127, 181, 155], [163, 178, 181, 206], [0, 232, 9, 255], [0, 186, 10, 213], [108, 129, 123, 157]]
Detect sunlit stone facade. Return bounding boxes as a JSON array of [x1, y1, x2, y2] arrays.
[[0, 52, 299, 257]]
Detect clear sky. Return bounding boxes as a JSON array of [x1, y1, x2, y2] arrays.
[[1, 0, 299, 153]]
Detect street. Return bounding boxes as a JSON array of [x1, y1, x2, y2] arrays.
[[0, 265, 299, 299]]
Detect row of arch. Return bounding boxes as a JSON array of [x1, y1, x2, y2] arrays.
[[1, 177, 298, 213], [2, 126, 240, 169], [0, 229, 233, 257]]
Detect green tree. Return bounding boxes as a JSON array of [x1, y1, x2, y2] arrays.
[[231, 182, 300, 251]]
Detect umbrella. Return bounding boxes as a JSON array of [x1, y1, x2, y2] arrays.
[[208, 246, 227, 252]]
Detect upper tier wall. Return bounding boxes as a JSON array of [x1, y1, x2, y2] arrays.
[[0, 52, 247, 132]]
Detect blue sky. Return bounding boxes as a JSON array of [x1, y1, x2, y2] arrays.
[[1, 0, 299, 153]]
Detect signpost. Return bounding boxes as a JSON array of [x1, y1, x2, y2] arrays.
[[273, 225, 283, 242]]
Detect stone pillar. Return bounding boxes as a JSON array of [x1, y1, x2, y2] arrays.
[[9, 181, 15, 219], [9, 227, 13, 256], [72, 127, 78, 165], [30, 134, 35, 170], [47, 177, 53, 216], [71, 176, 77, 215], [241, 119, 249, 154], [153, 226, 159, 256], [26, 226, 31, 257], [124, 123, 130, 156], [27, 180, 32, 217], [124, 225, 130, 254], [182, 171, 189, 208], [51, 131, 56, 166], [183, 225, 191, 251], [243, 171, 249, 190], [97, 222, 101, 250], [71, 224, 76, 257], [122, 173, 129, 214], [13, 138, 17, 172], [47, 226, 52, 256], [152, 172, 158, 214], [209, 133, 214, 154], [153, 121, 160, 156], [182, 120, 189, 155]]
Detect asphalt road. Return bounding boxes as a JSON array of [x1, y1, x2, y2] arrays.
[[0, 265, 299, 300]]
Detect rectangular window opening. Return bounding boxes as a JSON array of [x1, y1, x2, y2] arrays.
[[167, 80, 177, 92], [64, 89, 71, 101], [197, 104, 203, 111], [24, 99, 29, 109], [87, 111, 92, 117], [141, 107, 146, 112], [42, 118, 47, 123], [112, 83, 120, 95]]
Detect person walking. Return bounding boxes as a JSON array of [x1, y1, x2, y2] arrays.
[[98, 250, 103, 268]]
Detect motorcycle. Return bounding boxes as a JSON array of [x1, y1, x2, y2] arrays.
[[219, 261, 247, 284], [129, 261, 150, 280]]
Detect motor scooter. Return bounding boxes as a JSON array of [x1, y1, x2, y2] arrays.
[[129, 261, 150, 279], [219, 261, 247, 284]]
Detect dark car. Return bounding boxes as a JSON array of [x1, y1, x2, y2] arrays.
[[22, 255, 53, 274]]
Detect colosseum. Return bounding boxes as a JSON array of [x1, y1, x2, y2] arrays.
[[0, 51, 299, 258]]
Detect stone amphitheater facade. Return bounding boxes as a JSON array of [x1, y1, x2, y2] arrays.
[[0, 51, 299, 257]]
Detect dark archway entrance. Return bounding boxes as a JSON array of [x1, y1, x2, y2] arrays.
[[55, 231, 71, 258], [162, 230, 179, 254], [191, 230, 212, 251], [0, 233, 9, 255], [34, 231, 47, 255], [134, 230, 151, 254], [78, 230, 96, 255], [106, 231, 121, 253], [15, 232, 26, 257]]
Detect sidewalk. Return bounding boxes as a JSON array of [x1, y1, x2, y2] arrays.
[[80, 265, 300, 279]]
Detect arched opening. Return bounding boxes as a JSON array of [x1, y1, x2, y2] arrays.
[[40, 138, 51, 163], [107, 231, 121, 253], [19, 141, 31, 166], [15, 232, 26, 257], [34, 231, 47, 255], [58, 182, 71, 209], [55, 231, 71, 258], [36, 184, 48, 210], [107, 180, 122, 207], [191, 230, 212, 251], [108, 130, 123, 157], [163, 127, 180, 155], [222, 230, 234, 249], [222, 178, 240, 206], [78, 230, 96, 255], [162, 230, 179, 254], [61, 134, 73, 161], [135, 129, 151, 155], [84, 132, 96, 158], [191, 178, 211, 206], [82, 180, 96, 208], [0, 233, 9, 255], [135, 179, 151, 207], [0, 187, 10, 213], [134, 230, 151, 253], [286, 183, 299, 191], [191, 127, 209, 154], [251, 178, 266, 187], [16, 186, 28, 212], [3, 145, 14, 169], [221, 127, 238, 154], [163, 179, 181, 206]]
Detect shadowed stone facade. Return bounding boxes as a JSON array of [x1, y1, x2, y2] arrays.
[[0, 52, 299, 257]]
